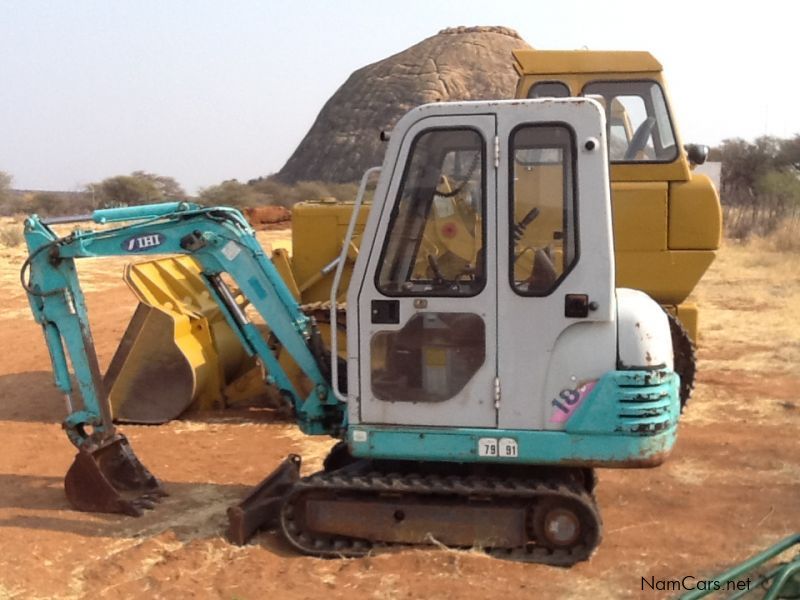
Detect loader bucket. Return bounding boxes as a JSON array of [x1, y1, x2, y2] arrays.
[[105, 304, 196, 423], [105, 257, 266, 423], [227, 454, 301, 545], [64, 434, 166, 517]]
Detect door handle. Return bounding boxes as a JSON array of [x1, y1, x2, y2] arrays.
[[371, 300, 400, 324], [564, 294, 599, 318]]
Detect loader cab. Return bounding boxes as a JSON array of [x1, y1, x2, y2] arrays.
[[513, 50, 722, 344], [347, 98, 616, 439]]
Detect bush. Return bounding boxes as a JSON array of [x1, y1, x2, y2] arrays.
[[87, 171, 186, 208], [0, 195, 26, 217], [722, 172, 800, 241], [29, 192, 65, 216], [0, 224, 23, 248], [201, 177, 361, 209], [717, 133, 800, 242], [198, 180, 270, 208]]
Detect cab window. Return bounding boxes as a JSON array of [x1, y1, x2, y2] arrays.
[[527, 81, 570, 98], [582, 80, 677, 163], [377, 128, 485, 297], [371, 313, 485, 403], [509, 124, 577, 296]]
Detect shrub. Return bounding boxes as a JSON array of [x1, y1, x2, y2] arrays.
[[0, 195, 26, 217], [198, 180, 270, 208], [0, 224, 23, 248], [29, 192, 65, 216]]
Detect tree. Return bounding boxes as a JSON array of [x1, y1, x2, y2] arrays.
[[778, 134, 800, 172], [89, 171, 186, 207], [29, 192, 65, 215], [716, 134, 800, 238], [717, 136, 780, 197], [130, 171, 186, 200], [198, 179, 269, 208], [756, 170, 800, 221]]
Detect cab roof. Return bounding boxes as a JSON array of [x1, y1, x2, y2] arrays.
[[513, 50, 662, 75]]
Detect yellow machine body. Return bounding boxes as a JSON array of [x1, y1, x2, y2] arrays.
[[278, 200, 368, 302]]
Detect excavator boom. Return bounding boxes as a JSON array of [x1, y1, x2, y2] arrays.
[[22, 201, 345, 515]]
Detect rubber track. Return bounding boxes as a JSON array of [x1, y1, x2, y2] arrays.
[[279, 467, 602, 566]]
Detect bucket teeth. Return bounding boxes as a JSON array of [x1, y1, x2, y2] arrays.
[[64, 434, 166, 517]]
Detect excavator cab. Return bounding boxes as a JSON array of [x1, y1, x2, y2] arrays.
[[347, 98, 673, 449]]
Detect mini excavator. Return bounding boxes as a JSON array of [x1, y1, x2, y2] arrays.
[[22, 98, 680, 565]]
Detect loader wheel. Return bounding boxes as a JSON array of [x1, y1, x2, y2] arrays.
[[666, 312, 696, 411]]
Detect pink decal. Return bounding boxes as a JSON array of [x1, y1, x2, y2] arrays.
[[549, 381, 597, 423]]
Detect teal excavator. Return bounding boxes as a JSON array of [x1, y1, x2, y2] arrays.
[[22, 98, 681, 565]]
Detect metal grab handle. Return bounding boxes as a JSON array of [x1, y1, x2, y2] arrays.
[[330, 166, 381, 403]]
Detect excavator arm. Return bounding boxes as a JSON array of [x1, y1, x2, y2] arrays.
[[22, 201, 344, 515]]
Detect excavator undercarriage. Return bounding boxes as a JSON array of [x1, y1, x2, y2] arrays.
[[228, 447, 602, 566]]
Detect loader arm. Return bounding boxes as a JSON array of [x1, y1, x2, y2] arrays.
[[22, 201, 344, 453]]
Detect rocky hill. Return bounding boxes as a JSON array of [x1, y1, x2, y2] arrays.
[[275, 26, 532, 184]]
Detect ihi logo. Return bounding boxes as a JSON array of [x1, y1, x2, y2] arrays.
[[122, 233, 165, 252]]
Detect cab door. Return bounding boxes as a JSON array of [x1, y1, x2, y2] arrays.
[[355, 113, 497, 428], [495, 100, 616, 431]]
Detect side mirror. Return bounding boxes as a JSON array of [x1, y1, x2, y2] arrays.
[[685, 143, 709, 166]]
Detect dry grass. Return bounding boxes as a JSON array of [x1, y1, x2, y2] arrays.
[[686, 236, 800, 424], [769, 217, 800, 252], [0, 223, 23, 248], [696, 237, 799, 371]]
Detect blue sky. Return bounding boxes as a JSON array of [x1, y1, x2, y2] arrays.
[[1, 0, 797, 193]]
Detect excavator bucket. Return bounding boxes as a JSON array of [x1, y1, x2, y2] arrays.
[[64, 434, 166, 517], [105, 257, 269, 423], [227, 454, 301, 545]]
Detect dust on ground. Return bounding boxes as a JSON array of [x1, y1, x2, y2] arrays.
[[0, 224, 797, 599]]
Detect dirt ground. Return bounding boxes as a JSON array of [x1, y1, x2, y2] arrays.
[[0, 227, 797, 599]]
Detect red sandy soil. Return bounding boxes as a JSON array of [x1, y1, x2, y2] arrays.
[[0, 239, 797, 599]]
